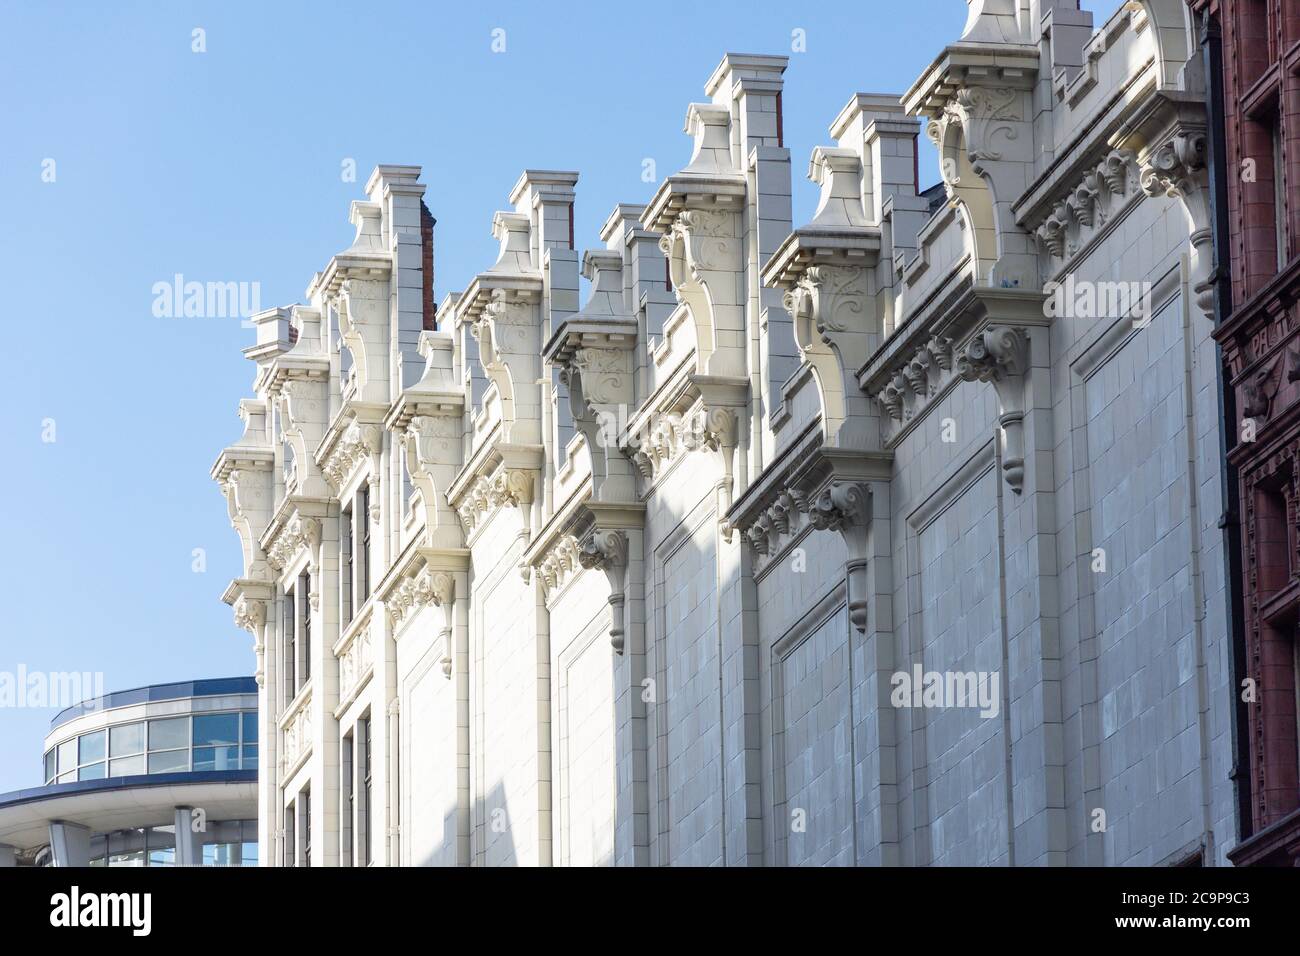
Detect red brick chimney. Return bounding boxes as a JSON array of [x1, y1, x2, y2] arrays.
[[421, 201, 436, 330]]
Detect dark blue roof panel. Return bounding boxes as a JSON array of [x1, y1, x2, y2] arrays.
[[49, 677, 257, 729]]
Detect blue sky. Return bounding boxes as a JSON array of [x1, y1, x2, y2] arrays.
[[0, 0, 1121, 790]]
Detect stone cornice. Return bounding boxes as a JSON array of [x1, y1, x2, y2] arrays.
[[378, 547, 468, 678], [314, 400, 388, 493], [447, 441, 543, 538], [902, 42, 1040, 120], [728, 438, 891, 632], [309, 199, 392, 300], [863, 287, 1046, 468], [524, 494, 644, 652], [1029, 149, 1140, 269], [259, 496, 329, 573], [210, 398, 274, 482]]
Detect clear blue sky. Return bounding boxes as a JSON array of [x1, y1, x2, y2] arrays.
[[0, 0, 1121, 791]]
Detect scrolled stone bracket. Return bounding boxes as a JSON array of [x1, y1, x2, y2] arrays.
[[427, 571, 456, 678], [233, 595, 268, 687], [955, 325, 1029, 493], [805, 481, 873, 633], [1138, 128, 1212, 317], [578, 529, 630, 653]]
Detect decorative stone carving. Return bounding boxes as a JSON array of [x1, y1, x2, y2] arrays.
[[955, 325, 1029, 493], [873, 335, 958, 424], [336, 277, 390, 404], [765, 145, 880, 451], [578, 529, 630, 653], [807, 481, 872, 633], [455, 466, 536, 535], [322, 420, 383, 492], [385, 565, 455, 678], [907, 43, 1039, 288], [1034, 150, 1135, 263], [338, 616, 372, 702], [743, 492, 799, 558], [232, 594, 267, 687], [266, 514, 321, 572], [545, 249, 639, 503], [1139, 129, 1213, 316], [281, 692, 312, 777], [643, 101, 748, 380]]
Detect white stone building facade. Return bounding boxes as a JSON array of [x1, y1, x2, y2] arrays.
[[214, 0, 1239, 866]]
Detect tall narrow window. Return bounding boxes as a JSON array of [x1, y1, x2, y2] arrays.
[[341, 730, 354, 867], [360, 715, 372, 866], [284, 804, 295, 868], [341, 503, 353, 626], [1273, 118, 1287, 270], [283, 589, 296, 706], [302, 787, 312, 868], [359, 487, 372, 602], [1294, 638, 1300, 791], [299, 571, 312, 686]]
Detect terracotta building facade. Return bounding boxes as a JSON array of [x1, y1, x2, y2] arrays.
[[1203, 0, 1300, 866]]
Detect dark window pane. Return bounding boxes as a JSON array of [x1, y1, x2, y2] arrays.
[[109, 723, 144, 757], [241, 712, 257, 742], [44, 750, 55, 782], [241, 744, 258, 768], [193, 713, 239, 746], [192, 745, 239, 772]]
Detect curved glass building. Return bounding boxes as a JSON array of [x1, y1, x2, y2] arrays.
[[0, 678, 258, 867]]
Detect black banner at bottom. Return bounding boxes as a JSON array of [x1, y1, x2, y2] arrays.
[[0, 863, 1287, 942]]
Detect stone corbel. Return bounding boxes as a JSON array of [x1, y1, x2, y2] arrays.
[[401, 413, 464, 545], [764, 146, 881, 450], [805, 481, 872, 633], [546, 250, 640, 503], [360, 423, 383, 524], [471, 286, 544, 445], [337, 277, 390, 403], [694, 389, 743, 543], [644, 102, 747, 379], [426, 570, 456, 678], [955, 325, 1029, 493], [578, 529, 630, 653], [277, 379, 329, 498], [218, 462, 274, 582], [781, 262, 877, 448], [232, 594, 268, 686], [1138, 129, 1212, 316], [906, 48, 1040, 288], [659, 205, 745, 378], [303, 518, 322, 611]]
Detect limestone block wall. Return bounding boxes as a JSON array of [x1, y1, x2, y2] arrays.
[[212, 1, 1241, 869]]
